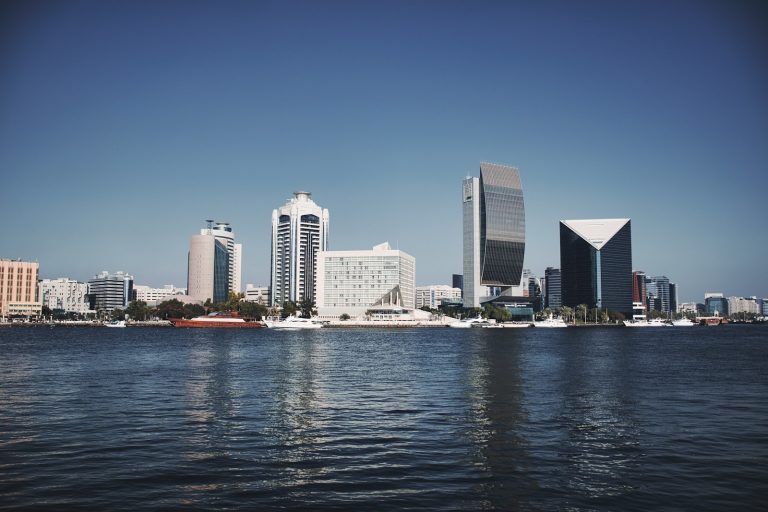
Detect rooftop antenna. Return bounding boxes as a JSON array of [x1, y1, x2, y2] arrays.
[[205, 219, 214, 230]]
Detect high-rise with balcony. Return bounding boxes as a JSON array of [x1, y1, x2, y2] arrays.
[[271, 191, 329, 306], [462, 162, 525, 308], [560, 218, 632, 316]]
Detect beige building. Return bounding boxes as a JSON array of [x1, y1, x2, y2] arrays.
[[1, 259, 42, 318]]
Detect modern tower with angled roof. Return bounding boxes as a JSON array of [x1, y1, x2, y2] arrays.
[[559, 218, 632, 315], [462, 162, 525, 308]]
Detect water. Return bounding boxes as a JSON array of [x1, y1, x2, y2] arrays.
[[1, 325, 766, 511]]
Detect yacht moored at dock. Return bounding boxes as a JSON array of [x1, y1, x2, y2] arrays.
[[169, 311, 265, 328]]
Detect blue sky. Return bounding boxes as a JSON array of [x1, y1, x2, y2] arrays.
[[1, 0, 766, 302]]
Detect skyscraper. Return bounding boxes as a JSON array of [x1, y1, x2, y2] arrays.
[[271, 191, 329, 306], [632, 270, 647, 309], [560, 218, 632, 315], [462, 162, 525, 308], [646, 275, 671, 313], [187, 224, 230, 303], [544, 266, 562, 309], [208, 222, 242, 294]]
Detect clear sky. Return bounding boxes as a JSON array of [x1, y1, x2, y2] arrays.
[[1, 0, 766, 302]]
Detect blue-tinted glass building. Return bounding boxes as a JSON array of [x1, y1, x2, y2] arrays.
[[544, 267, 562, 309], [462, 162, 525, 307], [560, 219, 632, 316]]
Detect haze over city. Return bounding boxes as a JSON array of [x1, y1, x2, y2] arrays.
[[1, 0, 766, 302]]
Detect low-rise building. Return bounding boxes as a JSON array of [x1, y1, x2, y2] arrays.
[[415, 285, 462, 310], [244, 285, 270, 304], [134, 284, 186, 306], [88, 271, 134, 312], [39, 278, 91, 314]]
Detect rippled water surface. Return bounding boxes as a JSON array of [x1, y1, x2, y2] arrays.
[[1, 325, 767, 510]]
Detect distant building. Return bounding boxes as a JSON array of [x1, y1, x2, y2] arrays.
[[134, 285, 186, 306], [646, 276, 671, 313], [315, 242, 415, 319], [560, 219, 632, 315], [452, 274, 463, 295], [39, 278, 90, 314], [271, 191, 329, 306], [415, 285, 462, 310], [544, 267, 562, 309], [669, 282, 677, 313], [0, 259, 41, 317], [187, 225, 230, 304], [88, 271, 134, 312], [704, 293, 728, 316], [678, 302, 698, 314], [727, 296, 759, 316], [632, 271, 647, 309], [244, 285, 270, 305], [208, 222, 242, 294], [462, 162, 525, 308]]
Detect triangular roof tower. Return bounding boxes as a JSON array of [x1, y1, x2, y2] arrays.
[[560, 219, 630, 251]]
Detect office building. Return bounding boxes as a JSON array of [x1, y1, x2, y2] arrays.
[[88, 271, 134, 312], [271, 191, 329, 306], [39, 278, 91, 314], [669, 282, 677, 313], [462, 162, 525, 308], [704, 292, 728, 316], [544, 267, 562, 309], [315, 242, 415, 319], [632, 271, 647, 309], [187, 226, 229, 304], [646, 275, 671, 313], [452, 274, 463, 295], [244, 285, 270, 305], [727, 296, 759, 316], [560, 218, 632, 315], [0, 259, 41, 318], [207, 222, 242, 294], [134, 285, 186, 305], [415, 285, 462, 310]]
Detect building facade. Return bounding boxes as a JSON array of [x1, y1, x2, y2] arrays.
[[646, 275, 671, 313], [271, 191, 329, 306], [544, 267, 562, 309], [206, 222, 242, 294], [244, 284, 270, 304], [415, 285, 462, 310], [704, 292, 728, 316], [315, 242, 415, 319], [88, 271, 134, 312], [727, 296, 759, 316], [39, 278, 91, 313], [133, 285, 186, 305], [0, 259, 41, 318], [560, 218, 633, 315], [187, 229, 230, 304], [632, 271, 647, 309], [462, 162, 525, 308]]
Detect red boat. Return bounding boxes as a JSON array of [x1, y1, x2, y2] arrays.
[[169, 311, 265, 328]]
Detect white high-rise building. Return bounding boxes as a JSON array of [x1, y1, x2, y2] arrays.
[[415, 285, 462, 309], [271, 191, 329, 306], [39, 278, 91, 313], [315, 242, 415, 319]]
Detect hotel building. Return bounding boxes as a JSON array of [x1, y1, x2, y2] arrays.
[[560, 218, 633, 315], [39, 278, 91, 314], [315, 242, 415, 319], [271, 191, 329, 306], [462, 162, 525, 308], [0, 259, 41, 318]]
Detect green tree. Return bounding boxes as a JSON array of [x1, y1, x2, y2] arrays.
[[339, 313, 351, 321], [282, 301, 297, 319], [110, 308, 126, 321], [156, 299, 185, 320], [575, 304, 588, 324], [239, 301, 267, 320], [125, 300, 149, 321], [298, 298, 316, 318], [183, 303, 206, 319], [561, 306, 573, 323]]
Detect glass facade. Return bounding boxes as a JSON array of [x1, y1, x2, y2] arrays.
[[560, 220, 632, 315], [213, 241, 229, 304], [544, 267, 562, 309]]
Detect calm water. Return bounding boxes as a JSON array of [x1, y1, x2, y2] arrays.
[[1, 325, 767, 511]]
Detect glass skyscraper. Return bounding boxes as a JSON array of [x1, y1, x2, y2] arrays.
[[462, 162, 525, 308], [560, 218, 632, 315]]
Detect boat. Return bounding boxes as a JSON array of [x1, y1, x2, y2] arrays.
[[623, 318, 669, 327], [265, 315, 324, 330], [105, 320, 126, 328], [534, 316, 568, 328], [671, 317, 696, 327], [449, 316, 488, 328], [169, 311, 265, 328]]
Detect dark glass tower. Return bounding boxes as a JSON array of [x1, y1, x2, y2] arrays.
[[560, 219, 632, 315]]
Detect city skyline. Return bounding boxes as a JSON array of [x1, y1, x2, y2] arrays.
[[1, 1, 767, 302]]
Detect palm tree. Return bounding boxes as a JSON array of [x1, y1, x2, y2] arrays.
[[561, 306, 573, 323], [576, 304, 588, 324]]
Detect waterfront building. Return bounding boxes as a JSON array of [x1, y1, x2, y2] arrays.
[[415, 285, 462, 310], [669, 282, 678, 313], [38, 278, 90, 314], [762, 299, 768, 316], [544, 267, 562, 309], [646, 275, 671, 313], [678, 302, 698, 314], [244, 284, 270, 304], [560, 219, 632, 315], [88, 271, 134, 312], [187, 226, 229, 304], [727, 296, 759, 316], [452, 274, 463, 295], [207, 222, 242, 294], [134, 285, 186, 306], [0, 259, 41, 318], [632, 271, 647, 309], [315, 242, 415, 319], [271, 191, 329, 306], [704, 292, 728, 316], [462, 162, 525, 308]]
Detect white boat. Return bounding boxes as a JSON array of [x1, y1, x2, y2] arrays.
[[105, 320, 126, 328], [534, 317, 568, 328], [671, 317, 696, 327], [265, 315, 324, 330], [449, 316, 487, 328], [623, 318, 669, 327]]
